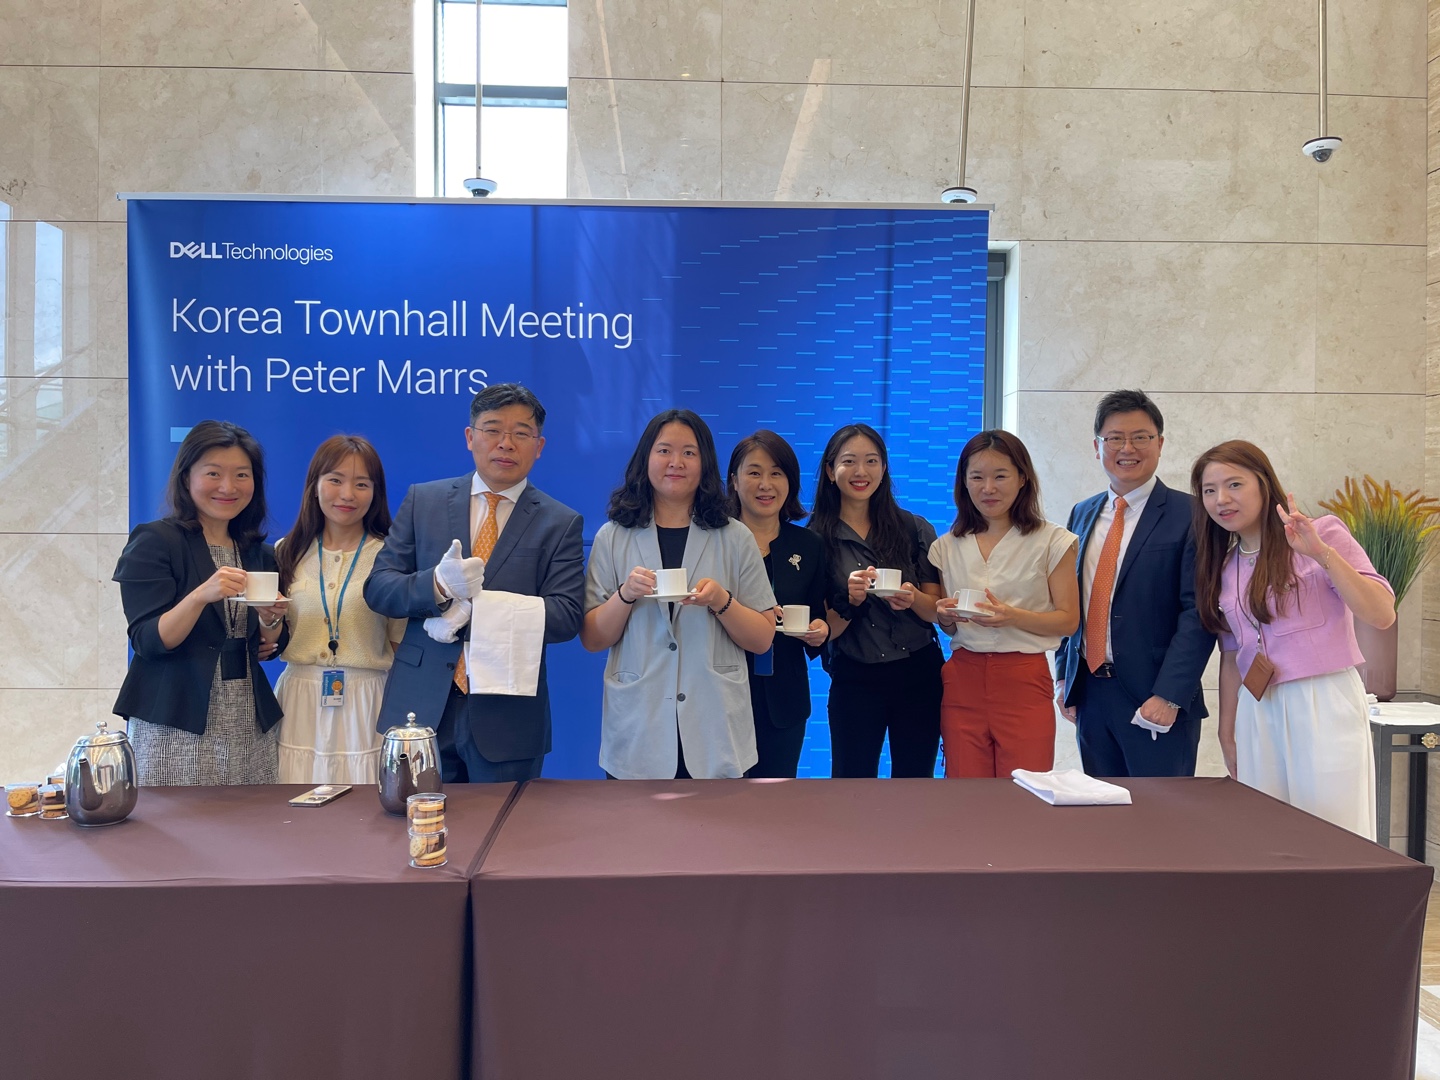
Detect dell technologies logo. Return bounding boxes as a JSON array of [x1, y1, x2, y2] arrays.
[[168, 241, 336, 264], [170, 241, 222, 259]]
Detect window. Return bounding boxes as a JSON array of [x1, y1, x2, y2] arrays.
[[428, 0, 568, 199]]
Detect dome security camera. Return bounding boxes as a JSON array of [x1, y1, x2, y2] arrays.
[[463, 177, 498, 197], [940, 186, 978, 204], [1302, 136, 1342, 164]]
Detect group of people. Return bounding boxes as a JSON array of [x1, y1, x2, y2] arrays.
[[111, 385, 1395, 839]]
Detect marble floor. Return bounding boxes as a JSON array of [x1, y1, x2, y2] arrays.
[[1416, 885, 1440, 1077]]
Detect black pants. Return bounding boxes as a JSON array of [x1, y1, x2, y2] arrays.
[[746, 680, 807, 779], [1073, 667, 1201, 778], [827, 642, 944, 778], [437, 684, 545, 783]]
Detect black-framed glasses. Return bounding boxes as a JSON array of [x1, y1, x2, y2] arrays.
[[1097, 433, 1158, 450], [470, 425, 537, 444]]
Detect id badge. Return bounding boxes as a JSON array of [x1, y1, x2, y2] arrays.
[[219, 637, 248, 681], [754, 646, 774, 677], [321, 669, 346, 707]]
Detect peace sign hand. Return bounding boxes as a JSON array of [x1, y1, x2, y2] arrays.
[[1275, 493, 1328, 563]]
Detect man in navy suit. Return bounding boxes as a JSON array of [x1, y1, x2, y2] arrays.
[[365, 383, 585, 782], [1054, 390, 1215, 776]]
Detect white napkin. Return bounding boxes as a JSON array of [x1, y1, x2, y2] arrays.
[[1012, 768, 1133, 806], [1129, 710, 1172, 741], [1370, 700, 1440, 721], [465, 591, 547, 696], [423, 597, 472, 643]]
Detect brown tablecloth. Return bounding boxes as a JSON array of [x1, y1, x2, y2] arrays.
[[469, 777, 1432, 1080], [1, 783, 516, 1080]]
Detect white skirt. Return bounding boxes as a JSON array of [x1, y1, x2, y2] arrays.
[[1235, 666, 1376, 841], [275, 664, 387, 785]]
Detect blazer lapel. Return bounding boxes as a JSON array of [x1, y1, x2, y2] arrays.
[[636, 523, 663, 584], [677, 523, 713, 623], [1114, 479, 1167, 593], [485, 485, 540, 574], [449, 475, 473, 555], [1072, 494, 1106, 588]]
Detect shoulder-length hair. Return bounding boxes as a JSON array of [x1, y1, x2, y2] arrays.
[[725, 429, 806, 522], [607, 409, 730, 530], [809, 423, 917, 578], [950, 430, 1044, 537], [1190, 439, 1298, 634], [275, 435, 393, 594], [164, 420, 269, 547]]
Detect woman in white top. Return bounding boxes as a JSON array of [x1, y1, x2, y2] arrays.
[[929, 430, 1079, 778], [274, 435, 406, 783], [581, 409, 776, 779]]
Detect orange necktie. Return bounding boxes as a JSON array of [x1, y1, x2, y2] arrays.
[[454, 490, 504, 694], [1084, 495, 1127, 674]]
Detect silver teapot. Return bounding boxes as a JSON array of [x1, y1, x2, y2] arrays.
[[65, 719, 138, 826], [377, 712, 442, 814]]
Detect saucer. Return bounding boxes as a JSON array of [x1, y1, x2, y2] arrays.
[[866, 586, 904, 599], [236, 597, 287, 606], [645, 591, 695, 602], [779, 627, 812, 637]]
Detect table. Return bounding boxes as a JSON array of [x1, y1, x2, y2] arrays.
[[1371, 699, 1440, 858], [0, 783, 517, 1080], [469, 777, 1431, 1080]]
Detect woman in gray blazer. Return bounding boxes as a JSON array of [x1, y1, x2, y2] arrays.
[[581, 410, 776, 779]]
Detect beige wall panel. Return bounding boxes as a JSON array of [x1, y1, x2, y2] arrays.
[[719, 82, 964, 204], [1432, 0, 1440, 61], [0, 66, 99, 222], [568, 78, 723, 200], [1316, 244, 1426, 396], [1431, 179, 1440, 283], [960, 87, 1023, 239], [1328, 0, 1427, 99], [97, 68, 333, 223], [1399, 589, 1425, 690], [1312, 394, 1426, 498], [0, 534, 98, 690], [0, 689, 107, 785], [0, 377, 127, 534], [97, 533, 129, 690], [0, 0, 99, 66], [0, 220, 112, 380], [100, 0, 411, 74], [1017, 241, 1318, 394], [95, 222, 127, 379], [720, 0, 1023, 88], [1318, 96, 1426, 246], [570, 0, 722, 81], [1019, 88, 1318, 243], [1429, 56, 1440, 176], [1022, 0, 1312, 94], [321, 72, 415, 195]]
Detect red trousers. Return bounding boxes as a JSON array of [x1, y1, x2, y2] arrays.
[[940, 648, 1056, 778]]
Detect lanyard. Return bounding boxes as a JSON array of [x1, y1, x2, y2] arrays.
[[221, 539, 245, 636], [318, 535, 366, 657], [1233, 552, 1266, 653]]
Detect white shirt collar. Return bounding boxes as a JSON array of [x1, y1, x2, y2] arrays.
[[1108, 474, 1157, 510], [471, 473, 529, 502]]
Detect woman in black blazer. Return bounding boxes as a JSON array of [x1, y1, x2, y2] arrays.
[[726, 431, 829, 777], [112, 421, 291, 785]]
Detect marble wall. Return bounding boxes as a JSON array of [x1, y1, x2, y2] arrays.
[[0, 0, 415, 782], [570, 0, 1429, 840]]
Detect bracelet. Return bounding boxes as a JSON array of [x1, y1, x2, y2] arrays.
[[259, 614, 283, 630], [709, 590, 734, 617], [618, 589, 637, 605]]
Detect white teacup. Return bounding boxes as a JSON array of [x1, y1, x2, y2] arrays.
[[653, 568, 688, 596], [243, 571, 280, 603], [954, 588, 987, 615], [781, 605, 810, 632], [872, 568, 902, 592]]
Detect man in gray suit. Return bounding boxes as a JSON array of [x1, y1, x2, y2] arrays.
[[365, 383, 585, 782]]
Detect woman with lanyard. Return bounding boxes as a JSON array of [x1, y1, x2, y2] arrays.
[[812, 422, 944, 778], [1192, 440, 1394, 838], [274, 435, 405, 784], [725, 430, 829, 777], [582, 409, 776, 779], [112, 421, 289, 785]]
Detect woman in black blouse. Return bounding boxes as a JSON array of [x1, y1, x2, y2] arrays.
[[811, 423, 943, 778], [726, 430, 829, 777]]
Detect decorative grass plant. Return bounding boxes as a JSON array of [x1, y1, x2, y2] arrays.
[[1317, 477, 1440, 607]]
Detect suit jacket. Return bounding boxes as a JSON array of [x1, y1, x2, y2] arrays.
[[111, 519, 289, 734], [750, 521, 827, 728], [363, 473, 585, 762], [1055, 479, 1214, 718]]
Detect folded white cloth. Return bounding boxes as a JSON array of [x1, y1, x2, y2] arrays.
[[423, 597, 472, 643], [1130, 710, 1172, 741], [1369, 700, 1440, 721], [1012, 768, 1133, 806], [465, 591, 546, 697]]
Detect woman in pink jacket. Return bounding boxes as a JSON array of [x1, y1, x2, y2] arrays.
[[1191, 440, 1395, 839]]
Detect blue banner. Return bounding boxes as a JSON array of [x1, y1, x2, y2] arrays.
[[128, 198, 990, 777]]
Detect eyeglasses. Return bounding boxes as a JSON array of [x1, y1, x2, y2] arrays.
[[1097, 433, 1158, 450], [470, 426, 537, 445]]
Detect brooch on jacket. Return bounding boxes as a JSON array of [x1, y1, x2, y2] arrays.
[[789, 554, 802, 570]]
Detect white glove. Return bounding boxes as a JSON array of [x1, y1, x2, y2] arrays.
[[434, 538, 485, 599], [424, 597, 472, 643]]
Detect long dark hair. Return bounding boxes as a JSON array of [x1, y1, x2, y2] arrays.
[[164, 420, 269, 547], [725, 429, 806, 522], [950, 430, 1044, 537], [275, 435, 393, 594], [809, 424, 917, 578], [607, 409, 730, 530], [1190, 440, 1298, 633]]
